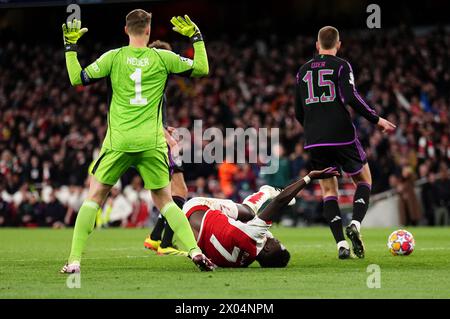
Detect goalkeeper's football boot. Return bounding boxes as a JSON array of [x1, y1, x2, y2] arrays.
[[144, 235, 161, 251], [191, 254, 217, 271], [60, 262, 80, 274], [338, 247, 351, 259], [157, 246, 188, 257], [345, 224, 365, 258]]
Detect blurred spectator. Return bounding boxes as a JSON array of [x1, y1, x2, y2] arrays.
[[17, 193, 43, 227], [0, 180, 13, 203], [190, 177, 212, 197], [290, 143, 307, 178], [435, 163, 450, 217], [218, 161, 239, 197], [22, 155, 43, 185], [0, 196, 12, 226], [420, 164, 440, 225], [394, 166, 422, 226], [261, 144, 291, 188], [0, 26, 449, 227], [236, 163, 257, 199], [44, 191, 66, 228], [12, 183, 35, 208], [123, 176, 153, 227], [60, 184, 87, 226], [287, 168, 320, 226], [104, 184, 133, 227]]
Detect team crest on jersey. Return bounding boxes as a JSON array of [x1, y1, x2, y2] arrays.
[[180, 56, 194, 66]]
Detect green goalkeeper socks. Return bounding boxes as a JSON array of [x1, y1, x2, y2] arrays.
[[68, 200, 99, 263], [67, 200, 199, 262], [161, 202, 201, 257]]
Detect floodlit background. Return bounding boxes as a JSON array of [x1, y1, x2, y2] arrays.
[[0, 0, 449, 229]]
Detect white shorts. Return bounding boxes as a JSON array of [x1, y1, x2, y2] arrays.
[[184, 196, 273, 254], [183, 197, 239, 219]]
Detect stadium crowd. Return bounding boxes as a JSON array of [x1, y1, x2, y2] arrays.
[[1, 26, 449, 228]]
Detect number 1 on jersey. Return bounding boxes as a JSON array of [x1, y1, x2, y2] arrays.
[[130, 68, 148, 105]]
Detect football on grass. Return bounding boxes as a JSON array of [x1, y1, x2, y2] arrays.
[[387, 229, 415, 256]]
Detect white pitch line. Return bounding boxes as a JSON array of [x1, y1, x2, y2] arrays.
[[5, 247, 448, 263], [0, 250, 153, 262], [88, 247, 143, 252]]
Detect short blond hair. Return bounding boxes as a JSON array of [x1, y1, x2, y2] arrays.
[[318, 26, 339, 50], [126, 9, 152, 35]]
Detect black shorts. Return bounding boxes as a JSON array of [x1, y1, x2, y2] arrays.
[[307, 139, 367, 176]]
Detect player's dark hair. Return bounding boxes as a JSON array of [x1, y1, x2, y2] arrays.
[[148, 40, 172, 51], [318, 26, 339, 50], [126, 9, 152, 35], [256, 237, 291, 268]]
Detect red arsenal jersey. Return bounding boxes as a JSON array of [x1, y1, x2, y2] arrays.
[[197, 210, 269, 267]]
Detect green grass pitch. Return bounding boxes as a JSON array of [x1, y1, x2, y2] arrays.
[[1, 227, 449, 298]]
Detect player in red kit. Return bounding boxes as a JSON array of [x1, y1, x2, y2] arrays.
[[182, 167, 339, 268]]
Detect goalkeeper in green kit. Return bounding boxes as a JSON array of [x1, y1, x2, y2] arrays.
[[60, 9, 216, 272]]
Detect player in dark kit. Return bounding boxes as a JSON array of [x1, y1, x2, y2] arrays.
[[295, 26, 396, 259]]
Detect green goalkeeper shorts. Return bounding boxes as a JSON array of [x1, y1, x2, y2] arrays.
[[90, 146, 170, 190]]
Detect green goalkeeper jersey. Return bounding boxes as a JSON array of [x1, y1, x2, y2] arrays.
[[65, 42, 208, 152]]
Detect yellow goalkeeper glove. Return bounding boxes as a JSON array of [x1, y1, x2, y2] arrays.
[[170, 15, 203, 42], [62, 18, 88, 51]]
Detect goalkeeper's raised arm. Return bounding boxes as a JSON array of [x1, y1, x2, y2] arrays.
[[62, 15, 208, 87], [60, 10, 215, 274], [62, 19, 88, 86], [62, 18, 116, 86], [159, 15, 209, 77]]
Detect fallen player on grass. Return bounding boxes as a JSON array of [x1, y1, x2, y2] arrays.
[[176, 167, 339, 268]]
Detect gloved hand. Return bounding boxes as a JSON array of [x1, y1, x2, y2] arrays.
[[170, 15, 202, 42], [62, 18, 88, 50]]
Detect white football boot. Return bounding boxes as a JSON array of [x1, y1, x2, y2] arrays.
[[60, 262, 80, 274], [260, 185, 296, 206], [243, 185, 296, 215]]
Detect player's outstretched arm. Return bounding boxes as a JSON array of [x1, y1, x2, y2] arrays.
[[62, 19, 88, 86], [168, 15, 209, 77], [376, 117, 396, 133], [339, 62, 381, 123], [339, 63, 396, 133], [258, 167, 339, 222], [63, 19, 115, 87]]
